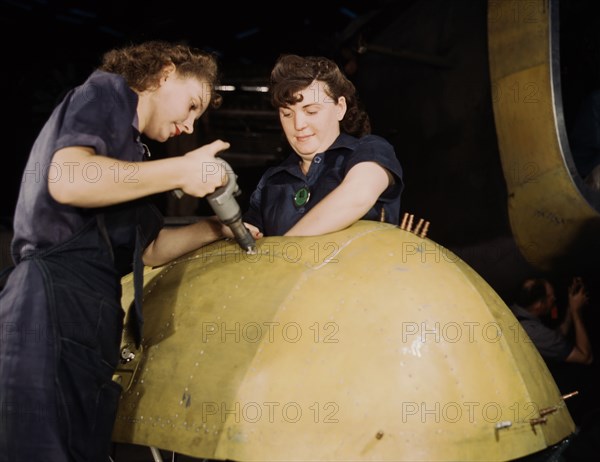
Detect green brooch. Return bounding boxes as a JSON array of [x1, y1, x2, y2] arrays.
[[294, 187, 311, 207]]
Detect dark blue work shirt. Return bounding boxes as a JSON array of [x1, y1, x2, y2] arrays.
[[243, 133, 403, 236], [511, 304, 572, 362], [11, 70, 152, 263]]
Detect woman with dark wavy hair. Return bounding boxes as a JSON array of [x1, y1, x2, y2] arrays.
[[244, 54, 403, 236], [0, 40, 259, 461]]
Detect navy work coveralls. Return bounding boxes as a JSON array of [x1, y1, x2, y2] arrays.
[[0, 71, 162, 461]]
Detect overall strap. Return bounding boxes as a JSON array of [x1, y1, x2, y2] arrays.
[[97, 211, 143, 347], [131, 223, 145, 348], [96, 213, 115, 263]]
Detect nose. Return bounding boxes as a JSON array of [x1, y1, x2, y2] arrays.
[[182, 116, 194, 135], [294, 113, 307, 131]]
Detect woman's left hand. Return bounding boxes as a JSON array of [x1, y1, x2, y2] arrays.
[[221, 222, 263, 240]]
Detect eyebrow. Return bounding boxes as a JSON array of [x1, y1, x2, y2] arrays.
[[282, 102, 321, 111], [193, 95, 208, 120], [196, 93, 206, 108]]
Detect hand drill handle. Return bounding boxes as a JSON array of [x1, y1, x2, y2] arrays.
[[206, 160, 257, 254]]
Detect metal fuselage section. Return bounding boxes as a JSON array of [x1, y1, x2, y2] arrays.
[[488, 0, 600, 271], [113, 221, 574, 461]]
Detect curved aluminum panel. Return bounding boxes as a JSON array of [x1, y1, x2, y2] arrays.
[[488, 0, 600, 271], [112, 221, 574, 461]]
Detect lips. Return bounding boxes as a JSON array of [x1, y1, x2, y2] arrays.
[[295, 134, 312, 142], [174, 126, 181, 136]]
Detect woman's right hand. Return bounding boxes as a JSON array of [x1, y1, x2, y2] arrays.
[[179, 139, 231, 198]]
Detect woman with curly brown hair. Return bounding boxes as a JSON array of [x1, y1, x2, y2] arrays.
[[243, 54, 403, 236], [0, 40, 259, 461]]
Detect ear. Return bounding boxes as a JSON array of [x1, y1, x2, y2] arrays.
[[160, 62, 177, 84], [337, 96, 347, 121]]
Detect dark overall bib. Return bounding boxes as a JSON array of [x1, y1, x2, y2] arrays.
[[0, 202, 162, 462]]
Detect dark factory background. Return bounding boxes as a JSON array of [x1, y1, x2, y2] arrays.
[[2, 0, 600, 459], [3, 0, 600, 296]]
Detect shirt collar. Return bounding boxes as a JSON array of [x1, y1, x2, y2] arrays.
[[267, 132, 360, 178], [512, 304, 536, 320], [328, 132, 358, 150]]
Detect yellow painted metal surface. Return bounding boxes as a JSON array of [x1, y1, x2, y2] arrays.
[[488, 0, 600, 271], [113, 221, 574, 461]]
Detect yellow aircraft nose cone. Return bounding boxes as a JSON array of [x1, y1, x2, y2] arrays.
[[113, 221, 574, 461]]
